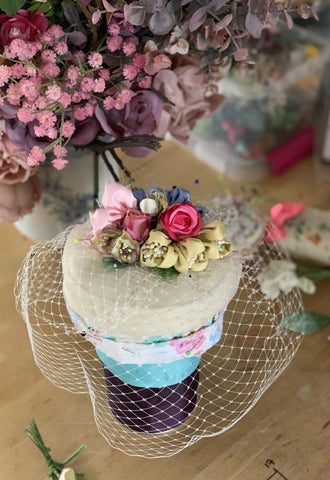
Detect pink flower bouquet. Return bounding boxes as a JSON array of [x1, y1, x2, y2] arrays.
[[0, 0, 317, 223]]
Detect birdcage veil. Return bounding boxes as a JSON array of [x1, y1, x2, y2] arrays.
[[15, 199, 302, 458]]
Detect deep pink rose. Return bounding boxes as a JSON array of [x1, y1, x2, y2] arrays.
[[122, 209, 151, 242], [0, 175, 41, 223], [160, 202, 202, 242], [0, 132, 36, 184], [0, 10, 49, 46]]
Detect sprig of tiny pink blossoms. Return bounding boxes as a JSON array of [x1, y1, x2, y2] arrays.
[[0, 15, 171, 169]]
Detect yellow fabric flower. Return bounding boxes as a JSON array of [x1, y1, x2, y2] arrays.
[[196, 219, 231, 259], [174, 238, 208, 274], [197, 219, 227, 241], [110, 231, 140, 263], [140, 230, 178, 268], [141, 219, 231, 275], [91, 228, 121, 255], [216, 240, 231, 258]]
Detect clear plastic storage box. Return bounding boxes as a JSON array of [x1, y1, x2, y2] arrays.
[[188, 22, 330, 181]]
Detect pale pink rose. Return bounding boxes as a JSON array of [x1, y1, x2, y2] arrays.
[[0, 133, 37, 184], [88, 208, 113, 237], [90, 183, 137, 236], [153, 57, 224, 143], [122, 209, 151, 242], [0, 175, 41, 223]]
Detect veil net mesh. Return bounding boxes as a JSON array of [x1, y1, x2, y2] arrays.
[[15, 206, 303, 458]]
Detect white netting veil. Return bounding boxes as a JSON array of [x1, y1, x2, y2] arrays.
[[15, 217, 303, 458]]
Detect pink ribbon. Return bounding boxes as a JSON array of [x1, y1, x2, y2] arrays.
[[265, 202, 305, 242]]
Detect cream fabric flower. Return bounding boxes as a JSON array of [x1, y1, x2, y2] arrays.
[[174, 238, 208, 274], [197, 220, 231, 260], [110, 231, 140, 263], [141, 220, 232, 274], [140, 230, 177, 268], [139, 198, 159, 216]]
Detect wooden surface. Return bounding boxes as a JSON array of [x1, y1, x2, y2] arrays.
[[0, 142, 329, 480]]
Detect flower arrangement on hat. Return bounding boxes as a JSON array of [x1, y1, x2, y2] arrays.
[[87, 182, 231, 279], [0, 0, 317, 223]]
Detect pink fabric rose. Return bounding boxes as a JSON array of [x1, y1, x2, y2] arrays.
[[160, 202, 202, 242], [0, 175, 41, 223], [153, 57, 224, 143], [0, 132, 36, 184], [0, 10, 49, 46], [89, 183, 137, 236], [122, 209, 151, 242]]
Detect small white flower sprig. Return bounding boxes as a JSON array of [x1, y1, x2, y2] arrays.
[[257, 259, 324, 300], [86, 183, 231, 281]]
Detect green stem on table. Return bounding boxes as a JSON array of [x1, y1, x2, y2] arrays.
[[62, 444, 88, 466], [24, 418, 86, 480]]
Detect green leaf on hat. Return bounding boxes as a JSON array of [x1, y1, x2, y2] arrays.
[[150, 266, 180, 282], [280, 310, 330, 334], [102, 257, 133, 270]]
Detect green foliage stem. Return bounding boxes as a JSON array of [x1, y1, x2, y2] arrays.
[[24, 418, 86, 480]]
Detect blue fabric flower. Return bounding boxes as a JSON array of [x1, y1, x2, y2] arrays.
[[146, 187, 163, 196], [132, 188, 146, 207], [164, 187, 190, 205], [195, 205, 205, 217], [146, 187, 190, 205]]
